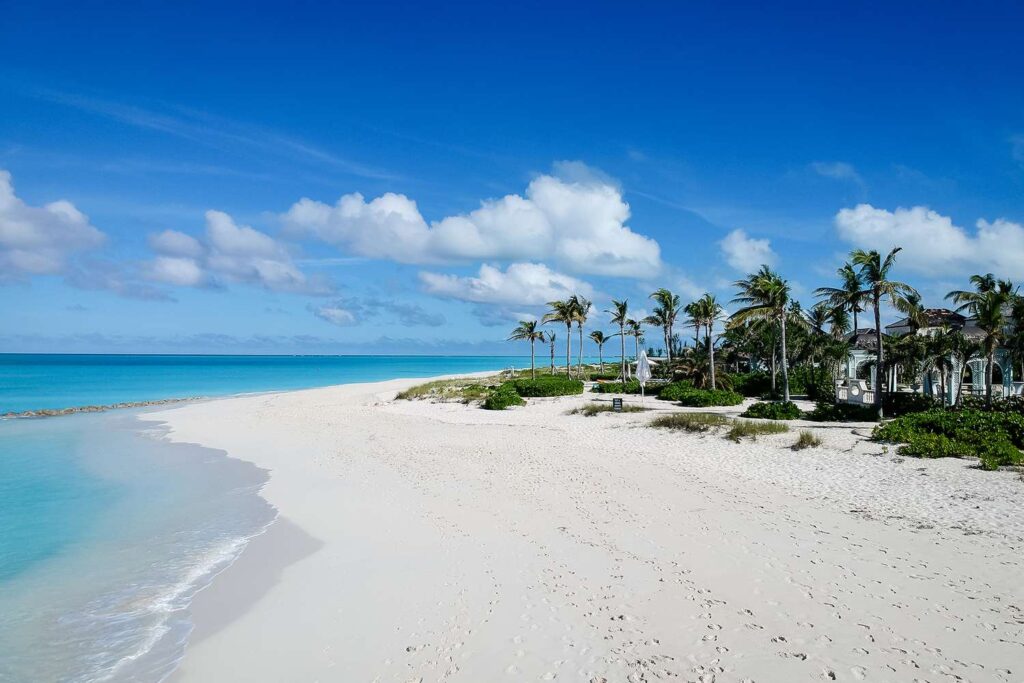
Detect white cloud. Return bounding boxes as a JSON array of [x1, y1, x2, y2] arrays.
[[0, 170, 105, 280], [146, 211, 331, 294], [834, 204, 1024, 279], [282, 164, 662, 278], [810, 161, 863, 185], [419, 262, 593, 306], [149, 229, 203, 258], [719, 229, 776, 272], [313, 304, 358, 326]]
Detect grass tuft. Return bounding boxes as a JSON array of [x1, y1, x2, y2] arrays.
[[650, 412, 731, 433], [568, 402, 648, 417], [792, 430, 823, 450], [726, 420, 790, 442], [397, 378, 495, 403]]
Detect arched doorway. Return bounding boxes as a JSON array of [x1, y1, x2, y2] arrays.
[[856, 361, 874, 389]]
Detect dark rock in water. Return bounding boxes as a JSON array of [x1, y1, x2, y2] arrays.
[[3, 397, 204, 419]]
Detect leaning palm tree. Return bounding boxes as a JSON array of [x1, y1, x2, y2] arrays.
[[731, 266, 793, 401], [589, 331, 609, 372], [570, 295, 592, 378], [643, 307, 672, 362], [542, 299, 575, 378], [648, 288, 681, 362], [607, 299, 629, 380], [815, 262, 866, 333], [850, 247, 917, 419], [507, 320, 544, 379]]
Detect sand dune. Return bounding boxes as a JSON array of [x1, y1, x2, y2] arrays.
[[152, 378, 1024, 682]]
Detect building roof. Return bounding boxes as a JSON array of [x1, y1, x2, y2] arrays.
[[884, 308, 966, 334]]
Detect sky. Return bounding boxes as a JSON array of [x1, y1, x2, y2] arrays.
[[1, 0, 1023, 355]]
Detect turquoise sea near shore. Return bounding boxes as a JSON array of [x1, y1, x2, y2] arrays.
[[0, 354, 525, 681]]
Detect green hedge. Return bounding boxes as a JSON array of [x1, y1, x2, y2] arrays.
[[741, 401, 802, 420], [511, 376, 584, 397], [674, 388, 745, 407], [804, 401, 878, 422], [483, 383, 525, 410], [655, 381, 695, 401], [883, 392, 940, 417], [729, 372, 772, 397], [591, 380, 642, 394], [962, 394, 1024, 415], [873, 409, 1024, 470]]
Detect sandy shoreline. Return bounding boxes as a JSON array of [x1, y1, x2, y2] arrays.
[[149, 375, 1024, 682]]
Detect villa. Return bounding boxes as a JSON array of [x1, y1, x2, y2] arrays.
[[837, 308, 1023, 405]]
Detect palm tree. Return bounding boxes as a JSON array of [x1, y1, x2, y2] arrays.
[[570, 295, 592, 378], [815, 262, 865, 332], [547, 332, 556, 373], [589, 331, 609, 372], [683, 300, 701, 349], [648, 288, 681, 362], [626, 318, 643, 368], [850, 247, 917, 419], [947, 330, 982, 407], [508, 320, 544, 379], [895, 291, 929, 332], [607, 299, 629, 380], [691, 293, 724, 390], [731, 266, 794, 402], [923, 329, 954, 405], [946, 274, 1016, 406], [542, 299, 575, 378]]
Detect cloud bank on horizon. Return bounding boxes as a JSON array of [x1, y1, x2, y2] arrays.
[[4, 161, 1024, 343]]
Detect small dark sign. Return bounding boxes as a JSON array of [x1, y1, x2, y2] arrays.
[[612, 398, 623, 412]]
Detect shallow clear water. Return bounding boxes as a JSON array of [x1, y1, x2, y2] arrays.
[[0, 354, 525, 414], [0, 354, 532, 681], [0, 412, 276, 682]]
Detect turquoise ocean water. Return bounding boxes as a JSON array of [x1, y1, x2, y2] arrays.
[[0, 354, 527, 682]]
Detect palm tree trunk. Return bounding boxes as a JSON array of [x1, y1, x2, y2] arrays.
[[770, 351, 777, 393], [577, 324, 584, 379], [550, 340, 555, 373], [853, 307, 858, 333], [619, 323, 626, 381], [986, 349, 994, 407], [780, 314, 791, 403], [565, 323, 572, 378], [530, 338, 536, 379], [873, 292, 884, 419], [707, 322, 716, 389]]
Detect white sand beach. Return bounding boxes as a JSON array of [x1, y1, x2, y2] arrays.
[[151, 377, 1024, 683]]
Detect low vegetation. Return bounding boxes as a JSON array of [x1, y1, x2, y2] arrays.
[[873, 409, 1024, 470], [672, 388, 744, 407], [650, 412, 731, 432], [482, 383, 525, 410], [726, 420, 789, 442], [654, 381, 694, 401], [397, 378, 496, 403], [741, 401, 802, 420], [591, 380, 643, 394], [568, 402, 648, 417], [803, 401, 877, 422], [511, 376, 584, 397], [792, 430, 823, 450]]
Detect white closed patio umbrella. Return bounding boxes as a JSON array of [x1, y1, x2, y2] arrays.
[[636, 349, 652, 403]]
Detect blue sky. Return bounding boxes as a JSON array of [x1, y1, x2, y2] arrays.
[[2, 1, 1022, 354]]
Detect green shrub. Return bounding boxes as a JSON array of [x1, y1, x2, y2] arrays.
[[726, 420, 789, 442], [804, 401, 878, 422], [962, 394, 1024, 415], [729, 372, 772, 397], [883, 392, 940, 417], [650, 412, 731, 432], [673, 388, 744, 407], [511, 376, 584, 397], [873, 409, 1024, 469], [588, 372, 623, 382], [741, 401, 802, 420], [655, 381, 695, 401], [591, 380, 642, 394], [568, 402, 648, 416], [483, 383, 525, 410], [792, 430, 823, 450]]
